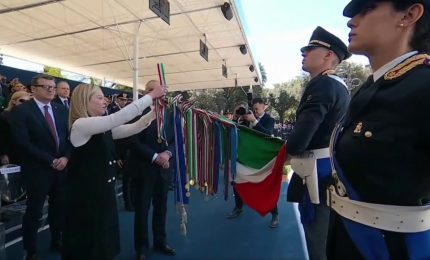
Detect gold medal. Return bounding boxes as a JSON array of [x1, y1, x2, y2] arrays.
[[189, 179, 195, 186]]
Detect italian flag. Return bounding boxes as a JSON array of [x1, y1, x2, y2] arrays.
[[235, 126, 288, 216]]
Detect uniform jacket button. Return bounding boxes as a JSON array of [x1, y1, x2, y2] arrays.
[[364, 131, 373, 138]]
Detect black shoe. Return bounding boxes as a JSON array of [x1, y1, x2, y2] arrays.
[[136, 252, 147, 260], [226, 208, 243, 219], [153, 243, 176, 256], [50, 240, 63, 251], [269, 214, 279, 228], [23, 252, 39, 260]]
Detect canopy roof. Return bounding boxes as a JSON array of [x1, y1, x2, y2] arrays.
[[0, 0, 260, 91]]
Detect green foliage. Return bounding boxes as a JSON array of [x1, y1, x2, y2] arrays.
[[335, 61, 370, 94], [192, 89, 220, 112], [90, 77, 102, 86], [115, 84, 133, 92], [268, 90, 298, 124], [266, 73, 308, 121], [252, 85, 264, 98], [43, 66, 64, 78], [191, 86, 252, 113], [258, 62, 267, 86]]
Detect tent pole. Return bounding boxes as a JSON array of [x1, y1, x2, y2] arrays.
[[132, 22, 141, 101]]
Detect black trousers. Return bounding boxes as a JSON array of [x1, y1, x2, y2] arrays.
[[233, 185, 278, 215], [134, 169, 169, 254], [23, 170, 65, 254]]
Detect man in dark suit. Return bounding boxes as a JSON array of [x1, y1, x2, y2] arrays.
[[10, 74, 71, 260], [52, 81, 70, 109], [286, 27, 351, 260], [243, 98, 275, 136], [0, 74, 9, 112], [129, 80, 175, 260], [227, 98, 280, 228]]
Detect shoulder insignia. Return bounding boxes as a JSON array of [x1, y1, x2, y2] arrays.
[[322, 69, 336, 75], [384, 54, 430, 80]]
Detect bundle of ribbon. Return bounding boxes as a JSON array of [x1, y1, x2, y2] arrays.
[[170, 97, 239, 235], [155, 63, 168, 144], [159, 63, 287, 233], [170, 97, 288, 226]]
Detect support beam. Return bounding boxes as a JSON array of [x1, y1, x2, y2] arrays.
[[0, 0, 64, 15], [133, 22, 141, 101]]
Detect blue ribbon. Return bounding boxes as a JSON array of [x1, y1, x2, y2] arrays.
[[298, 157, 332, 225], [213, 122, 222, 193], [173, 105, 188, 204]]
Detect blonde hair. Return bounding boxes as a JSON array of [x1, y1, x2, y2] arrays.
[[69, 83, 101, 128], [5, 91, 31, 111]]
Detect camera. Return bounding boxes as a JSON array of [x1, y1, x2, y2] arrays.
[[235, 92, 253, 116], [235, 106, 248, 116]]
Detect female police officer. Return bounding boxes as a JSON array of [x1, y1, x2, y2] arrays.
[[327, 0, 430, 259]]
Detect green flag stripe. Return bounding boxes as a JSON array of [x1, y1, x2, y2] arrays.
[[237, 126, 284, 169]]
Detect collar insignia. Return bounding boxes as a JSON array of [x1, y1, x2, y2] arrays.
[[384, 54, 430, 81], [322, 69, 336, 75]]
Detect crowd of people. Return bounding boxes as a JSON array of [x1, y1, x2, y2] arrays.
[[1, 0, 430, 259], [0, 74, 174, 260]]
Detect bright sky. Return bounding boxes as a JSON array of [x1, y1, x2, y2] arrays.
[[236, 0, 369, 87]]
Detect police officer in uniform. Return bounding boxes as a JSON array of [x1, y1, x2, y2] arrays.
[[108, 93, 129, 114], [327, 0, 430, 259], [286, 26, 351, 260]]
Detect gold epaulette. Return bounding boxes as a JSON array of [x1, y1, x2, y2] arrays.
[[322, 69, 336, 75], [384, 54, 430, 80]]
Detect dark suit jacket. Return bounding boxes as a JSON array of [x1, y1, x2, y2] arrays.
[[0, 111, 11, 157], [10, 99, 71, 175], [127, 108, 175, 180], [0, 83, 8, 112], [0, 111, 20, 164], [52, 96, 69, 108], [252, 113, 275, 135]]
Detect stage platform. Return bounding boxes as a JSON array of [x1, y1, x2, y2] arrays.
[[3, 183, 307, 260]]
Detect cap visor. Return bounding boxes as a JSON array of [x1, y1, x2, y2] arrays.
[[300, 44, 320, 53]]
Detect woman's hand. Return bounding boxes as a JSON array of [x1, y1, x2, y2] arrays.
[[148, 84, 167, 99]]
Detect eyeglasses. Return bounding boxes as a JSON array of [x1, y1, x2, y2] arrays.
[[34, 84, 57, 91]]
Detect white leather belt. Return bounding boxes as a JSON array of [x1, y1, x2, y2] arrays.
[[290, 148, 330, 204], [327, 186, 430, 233]]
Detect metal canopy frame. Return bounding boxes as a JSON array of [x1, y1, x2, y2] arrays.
[[0, 0, 260, 93]]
